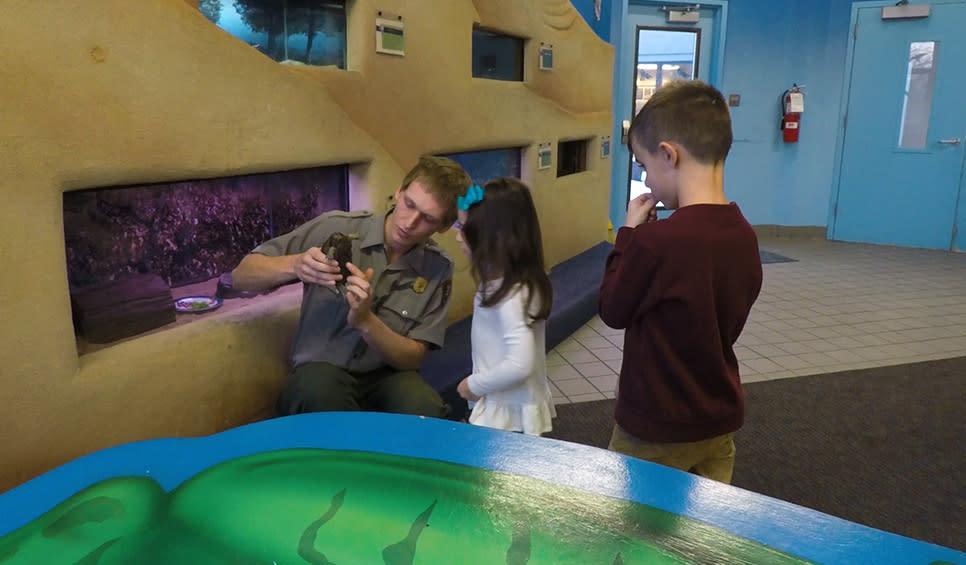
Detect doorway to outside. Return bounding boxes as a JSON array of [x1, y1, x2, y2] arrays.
[[610, 2, 724, 227], [629, 28, 698, 203]]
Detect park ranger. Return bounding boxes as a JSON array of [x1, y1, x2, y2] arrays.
[[232, 156, 472, 418]]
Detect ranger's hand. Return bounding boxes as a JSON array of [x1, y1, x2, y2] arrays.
[[294, 247, 343, 287], [345, 262, 375, 328]]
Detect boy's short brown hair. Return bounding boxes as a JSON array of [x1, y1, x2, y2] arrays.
[[400, 156, 472, 226], [628, 80, 733, 165]]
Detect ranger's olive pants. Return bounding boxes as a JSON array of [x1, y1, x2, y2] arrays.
[[276, 361, 449, 419]]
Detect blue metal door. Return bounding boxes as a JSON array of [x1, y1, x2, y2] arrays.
[[831, 1, 966, 250]]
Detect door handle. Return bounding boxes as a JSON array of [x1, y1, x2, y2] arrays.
[[938, 138, 961, 145]]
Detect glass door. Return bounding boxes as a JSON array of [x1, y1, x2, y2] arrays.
[[628, 27, 699, 203], [609, 2, 721, 229]]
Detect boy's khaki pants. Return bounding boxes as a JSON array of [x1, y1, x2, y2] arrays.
[[608, 424, 736, 484]]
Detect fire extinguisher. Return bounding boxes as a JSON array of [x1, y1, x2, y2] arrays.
[[781, 85, 804, 143]]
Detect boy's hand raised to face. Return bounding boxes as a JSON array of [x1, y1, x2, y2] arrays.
[[624, 193, 659, 228]]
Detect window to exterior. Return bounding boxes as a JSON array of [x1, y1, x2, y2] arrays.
[[898, 41, 937, 150], [633, 28, 698, 117], [557, 139, 591, 177], [472, 29, 525, 81], [201, 0, 347, 67], [439, 147, 523, 185]]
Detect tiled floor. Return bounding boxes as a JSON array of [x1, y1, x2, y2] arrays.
[[547, 238, 966, 405]]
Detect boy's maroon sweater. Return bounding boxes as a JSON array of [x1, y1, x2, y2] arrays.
[[599, 203, 762, 443]]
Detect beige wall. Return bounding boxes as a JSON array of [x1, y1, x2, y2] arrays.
[[0, 0, 612, 492]]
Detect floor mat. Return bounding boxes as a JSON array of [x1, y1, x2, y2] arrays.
[[759, 249, 797, 264], [546, 356, 966, 550]]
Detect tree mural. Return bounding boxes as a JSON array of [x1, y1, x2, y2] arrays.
[[231, 0, 345, 64], [288, 1, 346, 64], [234, 0, 285, 58], [199, 0, 222, 23]]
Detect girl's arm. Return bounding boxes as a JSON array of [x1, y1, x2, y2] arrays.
[[465, 289, 539, 397]]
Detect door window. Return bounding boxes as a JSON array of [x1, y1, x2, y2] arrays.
[[629, 28, 699, 203], [898, 41, 937, 150]]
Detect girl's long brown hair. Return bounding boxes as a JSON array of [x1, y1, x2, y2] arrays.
[[461, 178, 552, 322]]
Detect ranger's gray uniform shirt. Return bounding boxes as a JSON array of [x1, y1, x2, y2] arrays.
[[252, 210, 454, 372]]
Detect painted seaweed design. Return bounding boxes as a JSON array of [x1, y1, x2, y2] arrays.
[[382, 500, 437, 565], [297, 488, 346, 565], [42, 496, 125, 536], [75, 537, 120, 565], [506, 521, 531, 564]]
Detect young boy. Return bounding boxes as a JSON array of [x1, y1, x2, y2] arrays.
[[598, 80, 763, 483]]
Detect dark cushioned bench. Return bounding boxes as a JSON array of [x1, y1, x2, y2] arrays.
[[421, 241, 614, 420]]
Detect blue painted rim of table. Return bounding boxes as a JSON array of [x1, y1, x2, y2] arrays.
[[0, 412, 961, 564]]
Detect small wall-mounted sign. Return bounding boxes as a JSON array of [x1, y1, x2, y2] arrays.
[[600, 136, 611, 159], [538, 143, 552, 170], [881, 4, 930, 19], [667, 9, 700, 23], [539, 42, 553, 71], [376, 11, 405, 56]]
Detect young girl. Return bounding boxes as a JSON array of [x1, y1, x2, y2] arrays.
[[455, 178, 556, 436]]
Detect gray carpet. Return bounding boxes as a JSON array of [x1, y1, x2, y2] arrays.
[[545, 356, 966, 551], [759, 249, 797, 264]]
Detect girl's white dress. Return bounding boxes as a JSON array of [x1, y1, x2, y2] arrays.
[[465, 281, 556, 436]]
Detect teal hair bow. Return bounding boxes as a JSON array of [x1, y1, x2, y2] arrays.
[[457, 184, 485, 211]]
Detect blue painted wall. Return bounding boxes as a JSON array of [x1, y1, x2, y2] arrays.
[[720, 0, 853, 227], [573, 0, 613, 42], [580, 0, 859, 228]]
